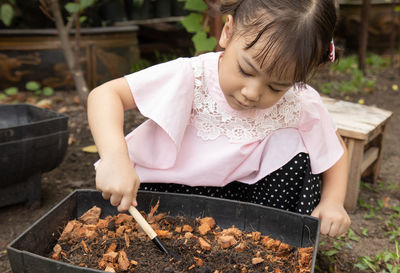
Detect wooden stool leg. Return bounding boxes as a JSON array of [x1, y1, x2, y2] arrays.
[[372, 124, 389, 183], [344, 139, 365, 211]]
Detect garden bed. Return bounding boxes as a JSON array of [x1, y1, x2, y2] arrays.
[[7, 190, 320, 273], [50, 205, 313, 273]]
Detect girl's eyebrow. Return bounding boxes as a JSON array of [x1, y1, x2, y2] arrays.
[[242, 56, 259, 72], [242, 56, 292, 87], [269, 81, 292, 87]]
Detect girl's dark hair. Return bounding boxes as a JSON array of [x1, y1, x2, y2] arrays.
[[220, 0, 337, 84]]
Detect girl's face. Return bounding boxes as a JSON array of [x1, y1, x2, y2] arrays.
[[218, 16, 293, 111]]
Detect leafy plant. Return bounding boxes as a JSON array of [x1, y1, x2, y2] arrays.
[[366, 53, 390, 72], [4, 87, 18, 96], [26, 81, 54, 96], [385, 214, 400, 241], [361, 227, 369, 237], [130, 51, 180, 72], [65, 0, 97, 24], [355, 240, 400, 273], [180, 0, 217, 54], [132, 0, 144, 7], [315, 54, 382, 95], [319, 82, 334, 95], [131, 58, 152, 73], [0, 0, 15, 26]]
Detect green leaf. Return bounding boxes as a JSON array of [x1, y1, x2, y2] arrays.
[[184, 0, 208, 12], [65, 3, 80, 14], [4, 87, 18, 95], [1, 3, 15, 26], [26, 81, 41, 91], [356, 256, 378, 272], [347, 229, 360, 242], [323, 249, 339, 257], [80, 0, 96, 10], [132, 0, 144, 7], [42, 87, 54, 96], [192, 31, 217, 53], [181, 13, 203, 33], [0, 93, 7, 100], [79, 16, 87, 23], [395, 6, 400, 12]]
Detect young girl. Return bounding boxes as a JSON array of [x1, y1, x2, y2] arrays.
[[88, 0, 351, 237]]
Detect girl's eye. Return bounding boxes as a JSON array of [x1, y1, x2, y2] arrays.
[[238, 66, 252, 77], [268, 85, 283, 93]]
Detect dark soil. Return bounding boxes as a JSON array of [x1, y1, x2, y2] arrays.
[[0, 55, 399, 273], [49, 206, 313, 273]]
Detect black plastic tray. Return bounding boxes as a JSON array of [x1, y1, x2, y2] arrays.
[[7, 189, 320, 272], [0, 104, 69, 207], [0, 104, 68, 143]]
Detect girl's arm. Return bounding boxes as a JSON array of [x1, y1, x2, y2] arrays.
[[311, 132, 351, 237], [87, 77, 140, 212]]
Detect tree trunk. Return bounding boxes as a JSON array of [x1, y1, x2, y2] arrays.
[[358, 0, 371, 73], [207, 0, 223, 51], [48, 0, 89, 107]]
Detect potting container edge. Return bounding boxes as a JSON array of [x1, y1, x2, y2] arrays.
[[7, 189, 320, 273]]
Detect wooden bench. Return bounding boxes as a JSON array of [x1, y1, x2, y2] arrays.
[[322, 97, 393, 211]]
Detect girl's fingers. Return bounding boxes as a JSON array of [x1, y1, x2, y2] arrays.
[[110, 194, 122, 207], [131, 181, 140, 207], [319, 219, 331, 235], [102, 192, 111, 200], [328, 223, 340, 237], [118, 195, 133, 212]]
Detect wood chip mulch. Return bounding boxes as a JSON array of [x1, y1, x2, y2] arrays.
[[49, 203, 314, 273]]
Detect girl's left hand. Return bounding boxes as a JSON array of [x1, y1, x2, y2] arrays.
[[311, 200, 351, 237]]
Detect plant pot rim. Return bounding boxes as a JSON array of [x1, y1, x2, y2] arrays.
[[0, 25, 139, 36]]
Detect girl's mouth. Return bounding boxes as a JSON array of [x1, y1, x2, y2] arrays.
[[235, 98, 253, 109]]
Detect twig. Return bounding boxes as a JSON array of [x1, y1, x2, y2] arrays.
[[65, 16, 76, 33], [39, 0, 54, 21]]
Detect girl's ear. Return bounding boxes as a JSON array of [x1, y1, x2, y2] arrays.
[[219, 15, 234, 49]]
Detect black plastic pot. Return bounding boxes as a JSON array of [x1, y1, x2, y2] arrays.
[[125, 0, 153, 20], [7, 189, 320, 272], [154, 0, 172, 18], [172, 0, 188, 16], [99, 0, 127, 24], [0, 104, 68, 207]]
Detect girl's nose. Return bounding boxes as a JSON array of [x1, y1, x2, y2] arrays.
[[241, 85, 262, 102]]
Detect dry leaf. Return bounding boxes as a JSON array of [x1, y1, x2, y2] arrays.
[[58, 106, 68, 113], [36, 99, 52, 109], [73, 96, 81, 104], [82, 145, 98, 153], [252, 257, 264, 264], [68, 134, 76, 145]]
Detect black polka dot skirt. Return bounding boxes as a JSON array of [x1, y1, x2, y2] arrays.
[[139, 153, 321, 215]]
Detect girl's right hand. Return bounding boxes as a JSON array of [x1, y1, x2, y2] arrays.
[[95, 156, 140, 212]]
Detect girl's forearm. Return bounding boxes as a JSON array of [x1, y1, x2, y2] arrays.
[[87, 78, 135, 160], [321, 133, 349, 205]]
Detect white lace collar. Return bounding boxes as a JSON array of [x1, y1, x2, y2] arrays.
[[190, 54, 301, 143]]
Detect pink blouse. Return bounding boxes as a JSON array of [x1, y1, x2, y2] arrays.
[[123, 52, 343, 187]]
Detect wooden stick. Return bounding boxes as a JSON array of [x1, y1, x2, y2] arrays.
[[128, 206, 170, 255]]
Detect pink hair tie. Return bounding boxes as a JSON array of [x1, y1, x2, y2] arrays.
[[329, 39, 335, 62]]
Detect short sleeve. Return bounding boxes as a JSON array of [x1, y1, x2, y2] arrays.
[[298, 87, 344, 174], [123, 57, 195, 168]]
